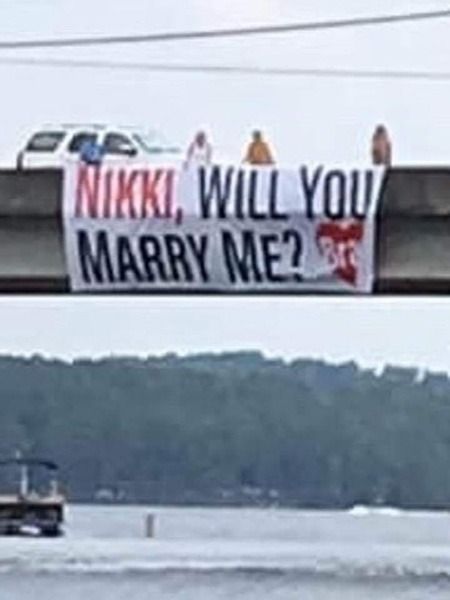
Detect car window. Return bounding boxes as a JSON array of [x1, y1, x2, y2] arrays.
[[68, 133, 98, 153], [103, 133, 136, 155], [133, 132, 181, 155], [25, 132, 65, 153]]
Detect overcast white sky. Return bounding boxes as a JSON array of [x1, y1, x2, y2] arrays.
[[0, 0, 448, 164], [0, 2, 448, 371], [0, 298, 448, 374]]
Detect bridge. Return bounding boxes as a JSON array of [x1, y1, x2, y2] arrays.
[[0, 168, 448, 293]]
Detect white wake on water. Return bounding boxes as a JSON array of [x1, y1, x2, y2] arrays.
[[1, 538, 450, 582]]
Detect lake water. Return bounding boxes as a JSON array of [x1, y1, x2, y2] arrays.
[[2, 505, 450, 599]]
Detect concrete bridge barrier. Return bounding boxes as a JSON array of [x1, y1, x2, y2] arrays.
[[376, 169, 450, 293], [0, 168, 447, 293]]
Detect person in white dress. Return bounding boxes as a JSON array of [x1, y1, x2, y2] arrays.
[[184, 131, 213, 168]]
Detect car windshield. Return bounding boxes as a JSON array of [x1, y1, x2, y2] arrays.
[[132, 132, 180, 155], [26, 131, 66, 153]]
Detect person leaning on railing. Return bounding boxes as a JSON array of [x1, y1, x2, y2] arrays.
[[79, 138, 104, 166], [371, 124, 392, 167], [184, 131, 213, 169], [243, 130, 275, 166]]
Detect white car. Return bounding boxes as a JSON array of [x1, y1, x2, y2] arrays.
[[17, 124, 182, 169]]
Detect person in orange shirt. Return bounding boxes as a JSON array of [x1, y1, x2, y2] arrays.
[[243, 130, 275, 166], [371, 124, 392, 166]]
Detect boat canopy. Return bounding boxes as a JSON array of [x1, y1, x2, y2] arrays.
[[0, 459, 59, 471]]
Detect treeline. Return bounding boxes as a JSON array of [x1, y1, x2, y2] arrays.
[[0, 353, 450, 508]]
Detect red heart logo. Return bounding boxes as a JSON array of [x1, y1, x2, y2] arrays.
[[316, 220, 364, 286]]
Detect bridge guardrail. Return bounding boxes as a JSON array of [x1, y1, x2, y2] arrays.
[[0, 168, 447, 293]]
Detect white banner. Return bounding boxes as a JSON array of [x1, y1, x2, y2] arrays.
[[63, 163, 385, 293]]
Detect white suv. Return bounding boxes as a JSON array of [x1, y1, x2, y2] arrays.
[[17, 124, 182, 169]]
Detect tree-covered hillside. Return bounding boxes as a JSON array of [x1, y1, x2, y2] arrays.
[[0, 353, 449, 508]]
